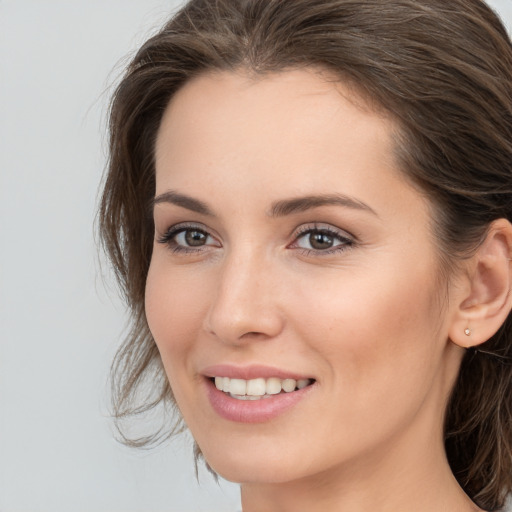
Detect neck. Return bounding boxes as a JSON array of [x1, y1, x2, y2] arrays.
[[241, 447, 480, 512], [240, 407, 482, 512]]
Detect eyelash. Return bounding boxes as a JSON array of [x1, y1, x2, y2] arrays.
[[290, 224, 355, 256], [157, 222, 355, 256], [157, 223, 217, 254]]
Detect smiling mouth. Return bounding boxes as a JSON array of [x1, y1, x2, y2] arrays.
[[212, 376, 315, 400]]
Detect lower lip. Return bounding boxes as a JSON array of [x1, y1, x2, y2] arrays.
[[204, 378, 314, 423]]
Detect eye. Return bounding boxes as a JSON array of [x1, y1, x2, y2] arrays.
[[291, 224, 354, 254], [157, 223, 220, 252], [175, 229, 209, 247]]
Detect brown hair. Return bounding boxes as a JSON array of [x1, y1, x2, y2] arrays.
[[98, 0, 512, 509]]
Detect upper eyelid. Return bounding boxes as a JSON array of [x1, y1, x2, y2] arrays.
[[157, 222, 218, 245], [292, 223, 355, 240], [157, 221, 355, 245], [159, 221, 214, 237]]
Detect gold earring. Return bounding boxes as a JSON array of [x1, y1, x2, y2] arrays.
[[464, 328, 471, 336]]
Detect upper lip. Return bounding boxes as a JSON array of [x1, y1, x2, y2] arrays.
[[201, 364, 313, 381]]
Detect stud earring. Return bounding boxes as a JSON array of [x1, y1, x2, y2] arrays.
[[464, 327, 471, 336]]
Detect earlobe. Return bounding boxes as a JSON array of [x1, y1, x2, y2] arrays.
[[449, 218, 512, 349]]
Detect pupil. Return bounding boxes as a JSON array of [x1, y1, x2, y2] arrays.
[[309, 232, 333, 250], [185, 230, 206, 246]]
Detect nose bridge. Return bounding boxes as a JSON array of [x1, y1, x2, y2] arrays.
[[204, 243, 283, 343]]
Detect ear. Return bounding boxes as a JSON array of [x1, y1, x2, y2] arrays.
[[449, 218, 512, 348]]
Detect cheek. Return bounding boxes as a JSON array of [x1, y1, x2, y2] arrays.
[[292, 257, 443, 393], [145, 258, 211, 371], [283, 262, 447, 459]]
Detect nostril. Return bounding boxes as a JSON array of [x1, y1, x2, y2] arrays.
[[239, 331, 270, 341]]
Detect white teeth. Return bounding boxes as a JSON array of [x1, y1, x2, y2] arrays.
[[297, 379, 309, 389], [282, 378, 297, 392], [213, 376, 312, 396], [229, 393, 269, 401], [266, 377, 282, 395], [229, 378, 247, 396], [247, 378, 266, 396]]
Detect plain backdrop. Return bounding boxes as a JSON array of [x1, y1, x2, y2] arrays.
[[1, 1, 511, 511]]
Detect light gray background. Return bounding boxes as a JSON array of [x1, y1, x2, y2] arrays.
[[1, 1, 511, 511]]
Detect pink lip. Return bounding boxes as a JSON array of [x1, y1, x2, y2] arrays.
[[201, 364, 311, 381], [201, 365, 316, 424]]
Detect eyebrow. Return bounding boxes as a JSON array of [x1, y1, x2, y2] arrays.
[[152, 190, 377, 217], [153, 190, 214, 216], [269, 194, 377, 217]]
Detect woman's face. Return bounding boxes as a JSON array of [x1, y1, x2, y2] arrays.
[[146, 69, 463, 484]]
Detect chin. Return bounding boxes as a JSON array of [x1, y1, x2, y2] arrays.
[[197, 437, 304, 484], [207, 457, 301, 485]]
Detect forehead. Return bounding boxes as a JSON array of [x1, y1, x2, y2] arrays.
[[154, 69, 400, 195], [156, 68, 392, 145]]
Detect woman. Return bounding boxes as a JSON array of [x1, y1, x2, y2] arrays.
[[99, 0, 512, 510]]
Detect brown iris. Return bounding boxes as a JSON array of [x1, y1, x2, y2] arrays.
[[309, 232, 334, 250], [185, 229, 207, 246]]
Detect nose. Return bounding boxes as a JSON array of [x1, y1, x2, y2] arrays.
[[203, 249, 285, 345]]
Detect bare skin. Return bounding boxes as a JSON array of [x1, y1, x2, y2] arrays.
[[146, 68, 510, 512]]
